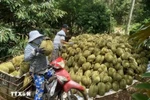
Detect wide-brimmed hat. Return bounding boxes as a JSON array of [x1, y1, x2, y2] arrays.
[[28, 30, 43, 42]]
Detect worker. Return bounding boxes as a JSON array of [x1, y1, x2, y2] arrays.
[[51, 24, 73, 61], [24, 30, 53, 100]]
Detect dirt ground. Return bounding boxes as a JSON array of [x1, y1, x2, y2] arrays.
[[95, 89, 132, 100], [0, 83, 137, 100], [0, 89, 134, 100], [0, 90, 132, 100]]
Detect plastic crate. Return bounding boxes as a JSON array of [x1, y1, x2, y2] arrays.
[[0, 71, 32, 100]]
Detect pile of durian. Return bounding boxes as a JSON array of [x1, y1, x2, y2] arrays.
[[61, 34, 150, 97]]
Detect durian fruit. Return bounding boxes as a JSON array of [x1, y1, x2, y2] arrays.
[[88, 84, 98, 97], [73, 68, 82, 83], [78, 56, 86, 65], [104, 53, 114, 62], [20, 61, 30, 74], [105, 82, 112, 92], [59, 33, 150, 97], [83, 50, 91, 58], [93, 63, 101, 70], [78, 82, 87, 96], [119, 79, 127, 89], [81, 76, 91, 88], [0, 62, 15, 73], [12, 55, 24, 67], [101, 75, 111, 83], [70, 68, 76, 81], [84, 70, 92, 77], [5, 62, 15, 73], [98, 82, 106, 96], [10, 70, 21, 77], [95, 55, 104, 64], [40, 39, 54, 56], [92, 75, 100, 84], [124, 75, 133, 85], [82, 62, 91, 71], [0, 65, 9, 73], [87, 54, 95, 62], [23, 75, 32, 87], [112, 81, 120, 91]]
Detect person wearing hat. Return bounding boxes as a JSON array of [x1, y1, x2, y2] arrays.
[[24, 30, 53, 100], [51, 24, 73, 61]]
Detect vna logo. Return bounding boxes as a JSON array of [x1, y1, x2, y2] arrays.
[[11, 91, 31, 97]]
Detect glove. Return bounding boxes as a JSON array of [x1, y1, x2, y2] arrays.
[[35, 48, 45, 54]]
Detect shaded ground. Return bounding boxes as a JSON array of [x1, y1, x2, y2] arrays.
[[0, 82, 138, 100], [0, 90, 132, 100], [95, 89, 132, 100]]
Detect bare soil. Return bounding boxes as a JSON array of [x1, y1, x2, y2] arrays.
[[95, 89, 132, 100]]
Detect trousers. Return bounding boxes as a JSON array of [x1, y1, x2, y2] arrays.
[[33, 69, 53, 100], [34, 75, 45, 100]]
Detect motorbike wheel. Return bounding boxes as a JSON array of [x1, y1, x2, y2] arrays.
[[60, 88, 87, 100]]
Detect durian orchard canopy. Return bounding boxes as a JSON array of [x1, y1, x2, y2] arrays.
[[61, 34, 150, 97]]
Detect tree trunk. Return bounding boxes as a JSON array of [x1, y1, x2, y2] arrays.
[[108, 0, 114, 34], [125, 0, 135, 35]]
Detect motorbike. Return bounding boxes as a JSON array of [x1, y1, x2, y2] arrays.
[[38, 57, 87, 100]]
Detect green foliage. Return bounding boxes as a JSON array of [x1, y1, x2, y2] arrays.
[[0, 0, 66, 35], [0, 0, 150, 57], [134, 83, 150, 90], [134, 0, 150, 23], [8, 36, 28, 56], [0, 23, 28, 57], [129, 22, 150, 48], [0, 24, 16, 57], [130, 23, 142, 35], [55, 0, 93, 34], [76, 3, 110, 33], [132, 72, 150, 100], [132, 93, 149, 100], [56, 0, 111, 34], [130, 18, 150, 35], [112, 0, 131, 25], [130, 0, 150, 36], [0, 0, 65, 57], [0, 25, 15, 43]]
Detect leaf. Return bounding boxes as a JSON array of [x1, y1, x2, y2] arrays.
[[0, 25, 15, 42], [142, 73, 150, 78], [132, 93, 149, 100], [134, 83, 150, 90], [129, 22, 150, 48]]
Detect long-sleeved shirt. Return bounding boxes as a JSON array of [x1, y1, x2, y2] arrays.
[[24, 43, 48, 74]]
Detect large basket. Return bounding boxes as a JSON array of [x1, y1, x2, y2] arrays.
[[0, 71, 32, 100]]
